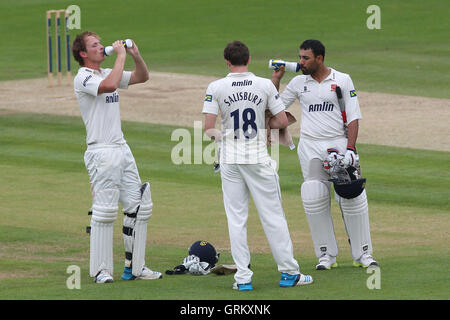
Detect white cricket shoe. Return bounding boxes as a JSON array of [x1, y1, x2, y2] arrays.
[[316, 253, 338, 270], [94, 270, 114, 283], [353, 253, 379, 268], [136, 266, 163, 280]]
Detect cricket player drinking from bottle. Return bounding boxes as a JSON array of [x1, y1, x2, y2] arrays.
[[272, 39, 379, 270], [203, 41, 313, 291], [72, 31, 162, 283]]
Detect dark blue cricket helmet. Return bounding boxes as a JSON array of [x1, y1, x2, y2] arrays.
[[188, 240, 219, 267], [330, 165, 366, 199]]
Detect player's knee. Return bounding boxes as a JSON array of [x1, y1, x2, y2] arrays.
[[339, 190, 368, 215], [137, 182, 153, 221], [91, 188, 120, 223], [301, 180, 330, 200], [301, 180, 330, 214]]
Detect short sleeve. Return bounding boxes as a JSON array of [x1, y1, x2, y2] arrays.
[[267, 81, 285, 116], [119, 71, 132, 89], [280, 77, 300, 108], [342, 75, 362, 123], [202, 82, 219, 115], [74, 70, 102, 96]]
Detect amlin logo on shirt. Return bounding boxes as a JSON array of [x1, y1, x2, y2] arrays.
[[82, 75, 92, 87], [105, 92, 119, 103]]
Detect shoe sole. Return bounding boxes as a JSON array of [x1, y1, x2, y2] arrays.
[[136, 274, 163, 280], [353, 261, 379, 268], [95, 278, 113, 283], [296, 281, 313, 286], [316, 262, 338, 270], [124, 274, 162, 280], [280, 275, 313, 287]]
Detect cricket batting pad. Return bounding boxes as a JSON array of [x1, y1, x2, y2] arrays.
[[132, 182, 153, 276], [90, 189, 119, 277], [301, 180, 338, 258], [338, 189, 372, 260]]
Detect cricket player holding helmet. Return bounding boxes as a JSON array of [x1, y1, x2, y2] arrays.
[[72, 31, 161, 283], [272, 39, 378, 270], [203, 41, 313, 291]]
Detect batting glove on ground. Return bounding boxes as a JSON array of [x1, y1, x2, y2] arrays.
[[182, 255, 200, 269], [188, 261, 211, 275]]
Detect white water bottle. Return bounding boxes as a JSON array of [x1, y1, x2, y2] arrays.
[[268, 59, 300, 72], [104, 39, 133, 56]]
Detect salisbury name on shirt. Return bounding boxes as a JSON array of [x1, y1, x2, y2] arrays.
[[223, 91, 263, 107]]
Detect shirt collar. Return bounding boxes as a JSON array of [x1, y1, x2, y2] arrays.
[[81, 67, 102, 75], [305, 68, 336, 82], [226, 72, 254, 77]]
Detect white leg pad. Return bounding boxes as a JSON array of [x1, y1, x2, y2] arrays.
[[338, 190, 372, 260], [301, 180, 338, 258], [89, 189, 119, 277], [132, 182, 153, 276]]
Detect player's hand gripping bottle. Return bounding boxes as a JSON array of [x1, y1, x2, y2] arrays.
[[268, 59, 300, 72], [104, 39, 133, 56]]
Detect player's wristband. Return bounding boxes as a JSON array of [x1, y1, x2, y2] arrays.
[[327, 148, 339, 154], [347, 146, 357, 154]]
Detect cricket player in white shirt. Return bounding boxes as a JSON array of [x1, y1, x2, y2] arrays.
[[272, 40, 378, 270], [72, 31, 162, 283], [203, 41, 313, 291]]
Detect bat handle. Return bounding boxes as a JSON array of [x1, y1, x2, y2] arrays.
[[341, 111, 347, 124]]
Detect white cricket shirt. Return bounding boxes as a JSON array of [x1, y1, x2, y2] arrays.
[[280, 68, 362, 139], [74, 67, 132, 145], [203, 72, 285, 164]]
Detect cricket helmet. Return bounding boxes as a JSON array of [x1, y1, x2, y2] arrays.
[[188, 240, 219, 267], [330, 165, 366, 199]]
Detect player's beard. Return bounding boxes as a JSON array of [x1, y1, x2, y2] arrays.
[[301, 60, 321, 75], [300, 66, 310, 75], [301, 64, 317, 75]]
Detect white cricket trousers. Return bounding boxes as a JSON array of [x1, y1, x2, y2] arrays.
[[220, 161, 300, 284], [84, 143, 142, 213]]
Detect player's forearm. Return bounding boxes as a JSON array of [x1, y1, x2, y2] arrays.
[[271, 70, 284, 91], [268, 111, 288, 129], [106, 55, 126, 87], [98, 54, 126, 93], [272, 77, 281, 91], [346, 120, 359, 148], [131, 54, 150, 83], [204, 114, 222, 141]]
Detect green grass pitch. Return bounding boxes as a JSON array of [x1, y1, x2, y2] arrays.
[[0, 0, 449, 303], [0, 114, 448, 300]]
